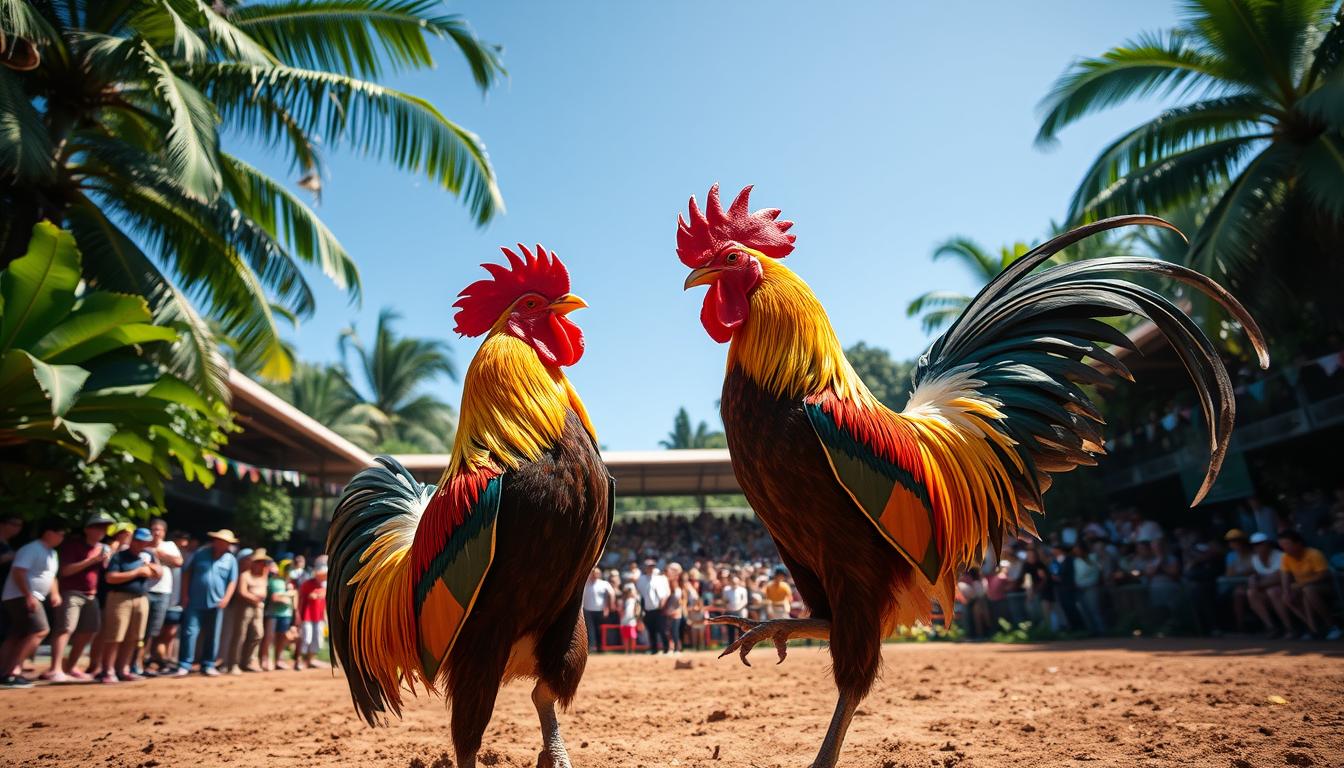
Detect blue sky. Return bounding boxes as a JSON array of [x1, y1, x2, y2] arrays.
[[263, 0, 1180, 451]]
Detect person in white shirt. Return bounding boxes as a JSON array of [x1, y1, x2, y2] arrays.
[[1, 519, 66, 688], [635, 559, 670, 654], [722, 575, 750, 646], [138, 518, 182, 674], [582, 568, 615, 653], [619, 584, 640, 654], [1245, 532, 1286, 637]]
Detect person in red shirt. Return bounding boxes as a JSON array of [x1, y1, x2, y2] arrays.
[[296, 563, 327, 670], [42, 514, 114, 682]]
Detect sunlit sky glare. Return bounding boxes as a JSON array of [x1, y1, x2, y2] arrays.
[[249, 0, 1181, 450]]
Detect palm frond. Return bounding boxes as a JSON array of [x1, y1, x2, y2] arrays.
[[930, 236, 1000, 278], [1299, 131, 1344, 220], [0, 66, 53, 181], [221, 154, 361, 298], [0, 0, 59, 46], [1073, 134, 1269, 220], [1064, 94, 1275, 222], [65, 196, 230, 402], [229, 0, 504, 87], [1188, 142, 1298, 283], [1036, 29, 1240, 145], [200, 62, 501, 224], [80, 33, 223, 200]]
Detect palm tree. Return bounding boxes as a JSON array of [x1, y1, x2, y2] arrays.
[[340, 308, 455, 453], [906, 238, 1030, 333], [266, 362, 382, 450], [659, 407, 726, 449], [0, 1, 505, 397], [1036, 0, 1344, 341]]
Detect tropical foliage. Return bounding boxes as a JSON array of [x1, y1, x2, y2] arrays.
[[265, 361, 380, 449], [338, 308, 456, 453], [234, 483, 294, 545], [1037, 0, 1344, 342], [0, 0, 505, 396], [0, 222, 225, 496], [906, 239, 1031, 334], [843, 341, 914, 411], [659, 407, 726, 449]]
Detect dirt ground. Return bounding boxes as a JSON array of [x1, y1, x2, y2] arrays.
[[2, 639, 1342, 768]]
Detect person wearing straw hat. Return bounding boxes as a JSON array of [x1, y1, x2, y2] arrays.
[[172, 530, 238, 677]]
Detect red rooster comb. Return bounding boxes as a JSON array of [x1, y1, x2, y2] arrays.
[[676, 184, 796, 268], [453, 244, 571, 337]]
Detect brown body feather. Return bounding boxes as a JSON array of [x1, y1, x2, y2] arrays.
[[722, 367, 923, 700], [444, 411, 611, 758]]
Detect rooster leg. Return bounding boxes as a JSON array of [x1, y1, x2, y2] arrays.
[[809, 691, 859, 768], [531, 680, 573, 768], [706, 616, 830, 666]]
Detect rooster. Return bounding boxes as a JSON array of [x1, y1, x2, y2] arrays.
[[675, 184, 1268, 768], [326, 245, 611, 768]]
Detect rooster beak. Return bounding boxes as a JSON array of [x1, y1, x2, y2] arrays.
[[548, 293, 588, 315], [683, 267, 722, 290]]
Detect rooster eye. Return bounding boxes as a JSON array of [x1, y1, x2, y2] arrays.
[[726, 252, 739, 263]]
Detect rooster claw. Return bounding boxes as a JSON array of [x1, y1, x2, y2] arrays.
[[707, 616, 828, 668]]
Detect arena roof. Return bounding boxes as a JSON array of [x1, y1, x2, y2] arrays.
[[393, 448, 741, 496], [226, 370, 375, 481]]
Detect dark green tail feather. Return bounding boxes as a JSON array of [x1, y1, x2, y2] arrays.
[[916, 216, 1269, 515], [326, 455, 435, 726]]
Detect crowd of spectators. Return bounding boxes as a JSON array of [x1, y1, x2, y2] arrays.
[[3, 489, 1341, 686], [0, 517, 328, 689], [591, 489, 1344, 651]]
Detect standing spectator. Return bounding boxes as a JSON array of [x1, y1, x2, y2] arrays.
[[96, 528, 161, 683], [619, 584, 640, 654], [764, 567, 793, 620], [217, 547, 253, 670], [0, 515, 21, 645], [222, 549, 268, 674], [1072, 542, 1106, 635], [137, 518, 181, 676], [150, 531, 191, 672], [1050, 543, 1085, 632], [956, 569, 991, 638], [0, 519, 64, 688], [582, 568, 614, 653], [1245, 532, 1286, 637], [173, 529, 239, 677], [296, 562, 328, 670], [722, 575, 749, 645], [44, 513, 114, 682], [985, 560, 1016, 626], [663, 562, 685, 653], [1221, 530, 1255, 633], [287, 554, 309, 586], [1023, 547, 1054, 627], [1276, 530, 1341, 640], [263, 559, 297, 670], [635, 559, 669, 655]]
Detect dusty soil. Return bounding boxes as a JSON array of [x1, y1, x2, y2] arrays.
[[3, 639, 1341, 768]]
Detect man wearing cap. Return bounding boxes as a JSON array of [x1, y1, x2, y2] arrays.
[[173, 530, 238, 677], [95, 528, 161, 682], [221, 549, 269, 674], [43, 513, 115, 682]]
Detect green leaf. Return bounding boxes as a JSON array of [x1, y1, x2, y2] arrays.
[[65, 199, 230, 402], [0, 67, 54, 181], [27, 291, 162, 362], [202, 63, 502, 224], [230, 0, 504, 87], [60, 420, 117, 460], [1299, 131, 1344, 219], [0, 222, 80, 355], [25, 353, 90, 417]]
